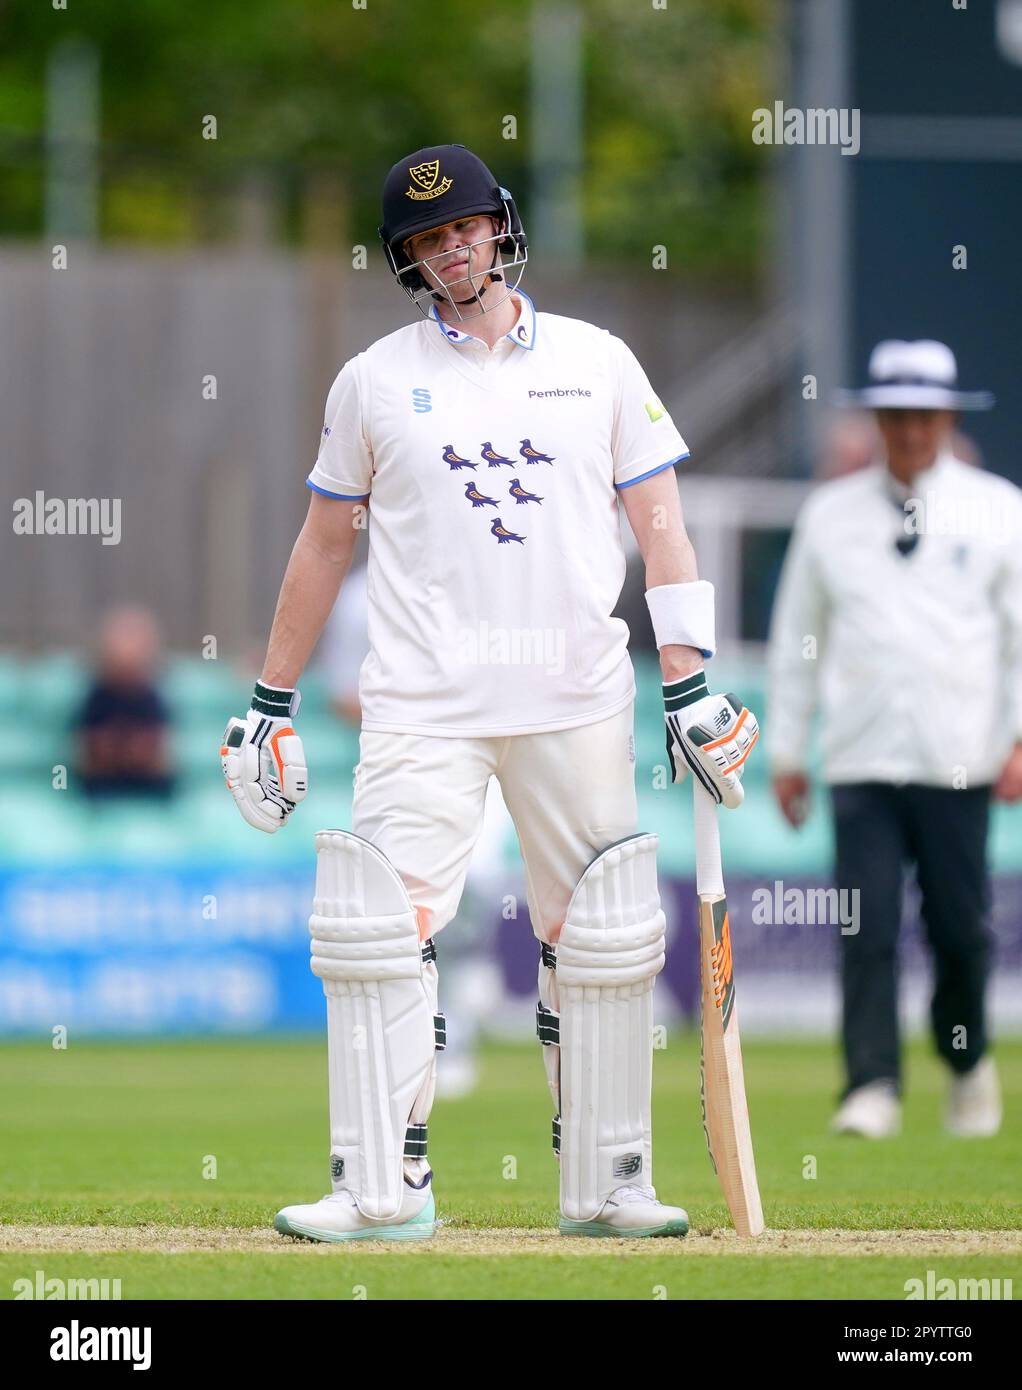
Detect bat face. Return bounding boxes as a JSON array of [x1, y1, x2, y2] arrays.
[[700, 898, 733, 1175], [708, 899, 735, 1028], [699, 891, 765, 1237]]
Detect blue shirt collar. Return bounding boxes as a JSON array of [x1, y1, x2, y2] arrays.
[[431, 289, 536, 351]]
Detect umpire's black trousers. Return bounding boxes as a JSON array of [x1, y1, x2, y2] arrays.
[[830, 782, 993, 1097]]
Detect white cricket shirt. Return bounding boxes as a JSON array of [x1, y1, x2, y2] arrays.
[[767, 452, 1022, 786], [307, 290, 689, 736]]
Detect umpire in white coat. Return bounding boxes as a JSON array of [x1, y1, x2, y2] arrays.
[[767, 340, 1022, 1139]]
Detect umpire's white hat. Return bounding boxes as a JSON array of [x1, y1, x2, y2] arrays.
[[836, 339, 994, 411]]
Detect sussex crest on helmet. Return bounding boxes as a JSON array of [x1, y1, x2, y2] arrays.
[[407, 159, 453, 201]]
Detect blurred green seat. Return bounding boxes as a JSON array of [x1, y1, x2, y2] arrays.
[[7, 649, 1022, 880], [4, 786, 95, 859], [18, 652, 90, 725], [163, 657, 244, 716]]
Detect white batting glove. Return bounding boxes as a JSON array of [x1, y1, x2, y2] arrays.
[[664, 671, 759, 809], [221, 681, 308, 834]]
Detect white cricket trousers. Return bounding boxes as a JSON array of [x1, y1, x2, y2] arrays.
[[352, 703, 638, 945]]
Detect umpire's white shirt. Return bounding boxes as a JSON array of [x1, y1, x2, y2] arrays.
[[307, 291, 688, 736], [767, 451, 1022, 787]]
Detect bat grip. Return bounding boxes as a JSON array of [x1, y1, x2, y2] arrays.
[[693, 781, 725, 898]]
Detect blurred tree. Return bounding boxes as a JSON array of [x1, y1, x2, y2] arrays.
[[0, 0, 777, 273]]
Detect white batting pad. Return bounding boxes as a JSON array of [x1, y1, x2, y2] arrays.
[[556, 833, 667, 1222], [309, 830, 436, 1221]]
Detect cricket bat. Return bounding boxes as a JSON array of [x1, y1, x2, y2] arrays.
[[694, 781, 765, 1236]]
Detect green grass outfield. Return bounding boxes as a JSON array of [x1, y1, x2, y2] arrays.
[[1, 1036, 1020, 1299]]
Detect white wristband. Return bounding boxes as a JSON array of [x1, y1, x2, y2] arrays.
[[644, 581, 715, 658]]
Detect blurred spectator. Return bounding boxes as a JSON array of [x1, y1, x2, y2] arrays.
[[73, 606, 175, 798]]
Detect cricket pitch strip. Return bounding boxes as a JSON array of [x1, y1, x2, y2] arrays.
[[2, 1225, 1020, 1258]]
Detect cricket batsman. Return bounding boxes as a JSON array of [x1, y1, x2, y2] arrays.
[[221, 144, 759, 1242]]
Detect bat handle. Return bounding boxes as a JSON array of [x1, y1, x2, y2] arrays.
[[693, 781, 725, 898]]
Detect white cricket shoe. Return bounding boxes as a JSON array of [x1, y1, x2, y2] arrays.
[[559, 1184, 689, 1238], [946, 1057, 1002, 1138], [832, 1079, 901, 1138], [274, 1181, 436, 1243]]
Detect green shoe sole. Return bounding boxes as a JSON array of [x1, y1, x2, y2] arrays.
[[559, 1212, 689, 1239], [274, 1192, 436, 1243]]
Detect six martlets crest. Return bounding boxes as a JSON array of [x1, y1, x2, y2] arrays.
[[440, 440, 556, 545]]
